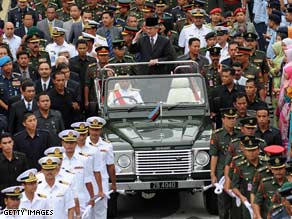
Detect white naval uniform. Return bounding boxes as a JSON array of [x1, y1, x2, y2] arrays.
[[0, 209, 22, 219], [85, 137, 115, 219], [36, 180, 74, 219], [19, 192, 49, 219], [61, 152, 93, 214], [215, 42, 229, 63], [178, 24, 212, 54], [107, 88, 143, 105], [45, 41, 77, 66]]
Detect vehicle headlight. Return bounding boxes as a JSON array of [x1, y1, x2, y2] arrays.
[[117, 154, 131, 168], [195, 151, 210, 167]]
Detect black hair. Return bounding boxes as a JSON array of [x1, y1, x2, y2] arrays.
[[188, 37, 200, 46], [16, 50, 29, 59], [21, 80, 35, 92], [0, 132, 13, 143], [23, 112, 36, 122], [75, 39, 88, 48]]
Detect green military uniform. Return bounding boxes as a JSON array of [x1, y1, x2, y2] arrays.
[[82, 5, 104, 22], [34, 2, 47, 20], [109, 55, 137, 76], [230, 22, 257, 37], [250, 50, 269, 77], [28, 49, 51, 71], [56, 8, 71, 22], [129, 7, 144, 20], [74, 0, 86, 9], [85, 62, 100, 102], [243, 62, 264, 89]]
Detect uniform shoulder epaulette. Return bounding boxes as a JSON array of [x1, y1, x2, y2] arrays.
[[214, 128, 223, 134], [56, 8, 62, 12], [130, 7, 137, 11], [231, 138, 240, 143], [238, 159, 247, 167], [37, 193, 47, 198], [182, 24, 192, 29], [64, 169, 75, 174], [172, 5, 180, 10], [82, 5, 90, 10], [262, 176, 273, 182], [232, 154, 243, 161], [59, 180, 70, 186], [170, 30, 177, 34], [235, 126, 241, 130], [124, 55, 134, 60], [35, 2, 42, 6], [108, 57, 115, 62], [88, 63, 97, 68], [255, 137, 265, 142], [258, 165, 268, 173], [79, 152, 89, 157]]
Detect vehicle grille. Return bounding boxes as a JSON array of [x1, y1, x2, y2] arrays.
[[135, 150, 192, 175]]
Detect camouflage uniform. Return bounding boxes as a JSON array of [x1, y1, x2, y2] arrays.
[[108, 55, 137, 76], [28, 50, 51, 71]]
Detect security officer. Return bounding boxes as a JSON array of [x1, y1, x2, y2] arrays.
[[17, 168, 48, 218], [82, 0, 104, 22], [0, 56, 21, 116], [254, 156, 288, 219], [35, 1, 58, 20], [121, 25, 138, 58], [37, 156, 75, 219], [86, 116, 116, 219], [0, 186, 24, 219], [56, 0, 75, 22], [209, 107, 241, 219], [232, 137, 267, 219], [109, 40, 137, 76], [26, 30, 51, 72]]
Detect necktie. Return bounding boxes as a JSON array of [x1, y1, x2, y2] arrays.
[[150, 37, 154, 48], [27, 102, 31, 111], [48, 22, 53, 36], [43, 83, 47, 91], [105, 30, 113, 57]]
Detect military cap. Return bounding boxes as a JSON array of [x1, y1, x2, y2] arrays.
[[241, 136, 259, 150], [142, 1, 155, 12], [18, 0, 27, 2], [16, 169, 38, 183], [287, 3, 292, 12], [233, 31, 244, 38], [207, 46, 221, 56], [103, 5, 118, 11], [268, 156, 286, 169], [44, 146, 64, 159], [243, 32, 257, 41], [1, 186, 24, 198], [112, 40, 125, 49], [236, 46, 252, 55], [210, 8, 222, 15], [160, 12, 173, 22], [52, 27, 66, 37], [182, 4, 194, 12], [118, 0, 131, 8], [38, 156, 60, 170], [86, 116, 106, 129], [223, 11, 233, 18], [58, 129, 80, 142], [240, 117, 257, 128], [84, 20, 99, 29], [0, 56, 12, 67], [264, 145, 285, 157], [71, 122, 90, 134], [220, 107, 237, 118], [233, 8, 246, 16], [145, 17, 158, 26], [240, 135, 252, 142], [122, 25, 138, 35], [81, 32, 95, 42], [278, 182, 292, 197], [215, 26, 229, 36], [191, 9, 205, 17], [95, 46, 110, 55], [205, 32, 216, 40], [154, 0, 166, 7], [192, 0, 206, 7]]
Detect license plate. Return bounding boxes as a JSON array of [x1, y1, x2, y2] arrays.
[[150, 182, 178, 190]]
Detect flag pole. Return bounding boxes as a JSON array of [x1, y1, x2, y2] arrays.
[[160, 101, 163, 140]]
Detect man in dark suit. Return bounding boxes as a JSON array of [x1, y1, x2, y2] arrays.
[[129, 17, 175, 75], [8, 80, 37, 134], [14, 11, 35, 38], [53, 56, 80, 82], [36, 5, 63, 43], [35, 62, 54, 94]]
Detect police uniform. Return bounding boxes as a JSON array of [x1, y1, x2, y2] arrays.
[[232, 138, 267, 219], [58, 130, 94, 215], [254, 156, 288, 219], [8, 5, 38, 29], [85, 117, 115, 219], [45, 27, 77, 65], [109, 40, 137, 76], [209, 108, 241, 219], [0, 186, 24, 219], [17, 169, 48, 219], [37, 157, 75, 219]]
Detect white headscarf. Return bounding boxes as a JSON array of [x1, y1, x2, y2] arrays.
[[283, 38, 292, 47]]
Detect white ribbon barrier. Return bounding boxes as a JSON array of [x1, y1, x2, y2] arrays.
[[227, 190, 241, 207], [244, 200, 254, 219], [82, 190, 125, 219]]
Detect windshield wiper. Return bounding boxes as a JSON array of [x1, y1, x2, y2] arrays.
[[167, 102, 193, 111], [127, 102, 158, 113]]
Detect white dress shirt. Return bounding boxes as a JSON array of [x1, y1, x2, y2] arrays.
[[215, 42, 229, 63], [40, 78, 50, 91], [3, 34, 21, 60], [107, 88, 143, 105], [23, 99, 33, 111]]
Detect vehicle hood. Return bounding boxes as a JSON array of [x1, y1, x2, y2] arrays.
[[106, 117, 206, 147]]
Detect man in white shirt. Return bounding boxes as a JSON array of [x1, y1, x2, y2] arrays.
[[232, 62, 247, 86], [45, 27, 77, 66], [86, 116, 116, 219], [3, 22, 21, 61], [214, 26, 230, 63], [178, 9, 211, 54], [17, 169, 48, 219], [37, 156, 75, 219]]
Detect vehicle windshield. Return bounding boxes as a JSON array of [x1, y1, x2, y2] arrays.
[[105, 75, 206, 109]]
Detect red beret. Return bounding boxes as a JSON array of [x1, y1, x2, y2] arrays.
[[210, 8, 222, 15], [264, 145, 285, 156], [234, 8, 245, 16]]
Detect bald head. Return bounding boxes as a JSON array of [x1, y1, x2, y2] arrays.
[[4, 22, 15, 38]]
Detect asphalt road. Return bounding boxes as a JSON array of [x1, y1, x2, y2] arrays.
[[115, 191, 219, 219]]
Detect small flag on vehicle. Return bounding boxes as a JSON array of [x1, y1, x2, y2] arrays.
[[148, 103, 161, 122]]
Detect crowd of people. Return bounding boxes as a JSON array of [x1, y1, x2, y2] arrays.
[[0, 0, 292, 218]]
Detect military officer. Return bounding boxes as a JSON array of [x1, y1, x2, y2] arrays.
[[86, 116, 116, 219], [0, 186, 24, 219], [130, 0, 145, 21], [17, 169, 48, 218], [82, 0, 104, 22], [200, 31, 216, 57], [109, 40, 137, 76], [121, 25, 138, 58], [209, 107, 241, 219], [37, 156, 75, 219], [171, 0, 187, 22], [116, 0, 132, 25], [25, 30, 51, 71], [83, 20, 108, 48], [254, 156, 288, 219], [0, 56, 21, 116], [56, 0, 74, 22], [232, 137, 267, 219], [35, 1, 58, 20]]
